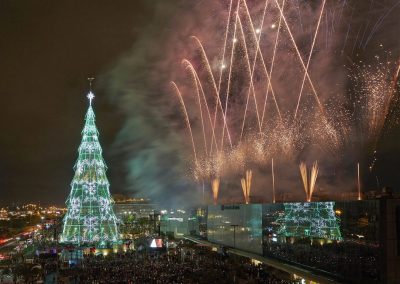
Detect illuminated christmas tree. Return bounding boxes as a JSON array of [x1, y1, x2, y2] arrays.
[[277, 202, 342, 241], [60, 89, 120, 247]]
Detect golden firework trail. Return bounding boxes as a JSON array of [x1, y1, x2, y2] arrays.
[[272, 158, 276, 203], [170, 0, 396, 198], [241, 0, 283, 132], [220, 0, 240, 150], [309, 161, 319, 202], [299, 162, 308, 200], [260, 0, 285, 128], [183, 60, 219, 154], [240, 169, 252, 204], [299, 161, 319, 202], [191, 36, 233, 149], [211, 177, 220, 205], [171, 82, 198, 166], [294, 0, 327, 121], [274, 0, 327, 119]]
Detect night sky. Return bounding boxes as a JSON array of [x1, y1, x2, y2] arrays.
[[0, 1, 154, 205], [0, 1, 399, 207]]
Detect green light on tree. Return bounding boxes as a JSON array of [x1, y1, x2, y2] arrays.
[[60, 91, 120, 247], [277, 202, 342, 241]]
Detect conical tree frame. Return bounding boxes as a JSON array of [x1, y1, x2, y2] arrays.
[[60, 92, 120, 247]]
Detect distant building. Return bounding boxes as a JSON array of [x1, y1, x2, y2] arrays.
[[0, 208, 9, 221], [160, 209, 199, 238], [204, 197, 400, 284], [113, 198, 156, 220]]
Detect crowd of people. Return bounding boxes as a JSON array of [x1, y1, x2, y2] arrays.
[[58, 247, 299, 284], [264, 240, 379, 282]]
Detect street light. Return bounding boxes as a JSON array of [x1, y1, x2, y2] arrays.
[[230, 224, 239, 248]]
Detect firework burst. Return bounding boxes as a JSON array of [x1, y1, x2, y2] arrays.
[[171, 0, 400, 204]]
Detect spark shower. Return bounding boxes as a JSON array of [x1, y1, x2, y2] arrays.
[[171, 0, 400, 204]]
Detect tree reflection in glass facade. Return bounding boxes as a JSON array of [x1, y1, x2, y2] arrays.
[[276, 202, 342, 240], [263, 201, 380, 282]]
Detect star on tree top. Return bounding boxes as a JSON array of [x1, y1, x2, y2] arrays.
[[87, 92, 95, 105]]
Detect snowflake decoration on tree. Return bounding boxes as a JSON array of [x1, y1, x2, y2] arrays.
[[99, 198, 110, 212], [84, 216, 99, 235], [311, 218, 327, 237], [85, 182, 96, 195], [77, 165, 84, 175], [69, 197, 81, 219], [276, 202, 342, 240]]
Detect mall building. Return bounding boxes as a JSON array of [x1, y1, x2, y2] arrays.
[[171, 197, 400, 284]]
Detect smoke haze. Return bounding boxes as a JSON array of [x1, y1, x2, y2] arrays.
[[104, 0, 400, 206]]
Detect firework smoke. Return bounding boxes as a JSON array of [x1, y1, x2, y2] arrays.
[[352, 59, 400, 152], [170, 0, 399, 203], [271, 158, 275, 203], [104, 0, 400, 205]]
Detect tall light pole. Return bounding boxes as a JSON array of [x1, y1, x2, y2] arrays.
[[230, 224, 239, 248]]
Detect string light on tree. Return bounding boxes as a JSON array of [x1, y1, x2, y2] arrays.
[[60, 79, 120, 247], [277, 202, 342, 241]]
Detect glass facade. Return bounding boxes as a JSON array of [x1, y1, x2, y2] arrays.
[[192, 199, 400, 283], [160, 209, 199, 238], [397, 206, 400, 256], [207, 204, 263, 254], [262, 201, 380, 283]]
